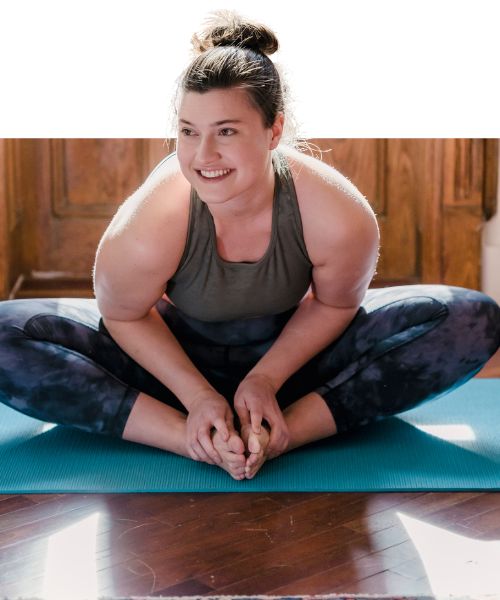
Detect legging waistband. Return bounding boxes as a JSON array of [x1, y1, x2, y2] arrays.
[[156, 300, 299, 347]]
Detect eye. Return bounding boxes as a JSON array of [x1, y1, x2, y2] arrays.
[[180, 128, 195, 136], [220, 128, 236, 136]]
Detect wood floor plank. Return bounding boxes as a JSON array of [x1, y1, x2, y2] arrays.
[[195, 524, 363, 590], [227, 555, 418, 595], [459, 505, 500, 534], [0, 491, 499, 597], [130, 494, 428, 593], [104, 492, 220, 519], [22, 494, 65, 505], [0, 574, 47, 599], [96, 557, 216, 597], [98, 497, 364, 593], [1, 533, 134, 587], [260, 491, 327, 508], [343, 492, 482, 534], [0, 494, 103, 534], [0, 503, 110, 550], [152, 577, 215, 596], [0, 494, 64, 506], [0, 552, 46, 586], [376, 538, 421, 563], [333, 568, 434, 595], [419, 492, 500, 529], [186, 504, 428, 593], [389, 555, 429, 580], [151, 493, 283, 527], [0, 495, 36, 516], [116, 493, 343, 562]]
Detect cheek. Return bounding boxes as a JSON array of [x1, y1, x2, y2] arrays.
[[175, 147, 192, 172], [175, 144, 187, 161]]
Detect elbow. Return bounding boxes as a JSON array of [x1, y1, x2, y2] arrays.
[[92, 269, 111, 318], [93, 273, 123, 322]]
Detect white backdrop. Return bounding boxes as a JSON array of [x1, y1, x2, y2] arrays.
[[1, 0, 499, 137]]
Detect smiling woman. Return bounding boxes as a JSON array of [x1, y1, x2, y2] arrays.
[[175, 87, 283, 220], [0, 9, 499, 482]]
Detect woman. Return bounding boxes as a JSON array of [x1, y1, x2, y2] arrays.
[[1, 10, 499, 481]]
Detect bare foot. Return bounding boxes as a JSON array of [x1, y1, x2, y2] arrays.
[[211, 429, 247, 480], [240, 424, 270, 479]]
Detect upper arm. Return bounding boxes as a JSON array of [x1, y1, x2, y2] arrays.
[[93, 170, 189, 321], [309, 186, 380, 309]]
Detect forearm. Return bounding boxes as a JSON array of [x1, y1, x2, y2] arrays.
[[102, 307, 216, 410], [248, 294, 359, 390]]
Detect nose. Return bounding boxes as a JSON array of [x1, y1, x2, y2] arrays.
[[196, 136, 221, 164]]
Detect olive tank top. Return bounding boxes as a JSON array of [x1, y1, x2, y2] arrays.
[[165, 151, 313, 322]]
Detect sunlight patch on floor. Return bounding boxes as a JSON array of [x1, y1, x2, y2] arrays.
[[43, 512, 100, 600], [409, 423, 476, 441], [398, 511, 500, 596]]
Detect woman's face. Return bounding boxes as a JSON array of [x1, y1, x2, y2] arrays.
[[176, 87, 283, 203]]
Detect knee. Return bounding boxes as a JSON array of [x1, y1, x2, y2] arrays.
[[0, 299, 55, 331], [0, 301, 28, 345], [438, 286, 500, 356], [0, 300, 52, 352]]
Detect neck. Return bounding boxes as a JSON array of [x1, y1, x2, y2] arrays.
[[204, 159, 276, 227]]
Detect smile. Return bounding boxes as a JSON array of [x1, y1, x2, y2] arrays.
[[197, 169, 233, 181]]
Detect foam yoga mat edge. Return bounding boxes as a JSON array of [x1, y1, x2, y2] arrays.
[[1, 379, 499, 492]]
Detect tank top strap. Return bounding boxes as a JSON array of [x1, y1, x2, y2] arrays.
[[275, 150, 312, 265]]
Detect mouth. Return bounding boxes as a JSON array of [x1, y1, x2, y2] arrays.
[[196, 169, 234, 182]]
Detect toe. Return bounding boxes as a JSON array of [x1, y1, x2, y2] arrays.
[[246, 453, 260, 468], [231, 465, 246, 480], [228, 433, 245, 454], [229, 455, 246, 469], [247, 431, 261, 454]]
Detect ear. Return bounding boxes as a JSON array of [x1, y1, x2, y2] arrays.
[[269, 112, 285, 150]]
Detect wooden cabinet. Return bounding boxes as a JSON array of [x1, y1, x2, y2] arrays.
[[0, 138, 497, 299]]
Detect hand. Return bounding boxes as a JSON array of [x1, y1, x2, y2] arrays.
[[186, 389, 236, 466], [233, 373, 290, 459]]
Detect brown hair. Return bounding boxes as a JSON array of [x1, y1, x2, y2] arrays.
[[166, 9, 312, 175]]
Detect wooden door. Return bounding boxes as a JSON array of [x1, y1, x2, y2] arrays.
[[0, 139, 170, 298], [0, 139, 25, 299], [308, 138, 498, 288], [0, 138, 497, 299]]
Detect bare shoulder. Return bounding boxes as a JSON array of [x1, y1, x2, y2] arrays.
[[278, 145, 379, 266], [278, 145, 379, 307], [93, 153, 191, 318], [100, 152, 191, 265]]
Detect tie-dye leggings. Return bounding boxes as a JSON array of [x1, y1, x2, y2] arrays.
[[0, 285, 499, 438]]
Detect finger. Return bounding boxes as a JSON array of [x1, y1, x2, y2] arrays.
[[235, 406, 251, 428], [199, 432, 223, 465], [250, 411, 262, 434], [191, 439, 215, 465], [213, 418, 230, 442]]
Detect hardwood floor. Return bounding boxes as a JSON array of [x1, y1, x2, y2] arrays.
[[1, 281, 499, 597], [1, 490, 500, 597]]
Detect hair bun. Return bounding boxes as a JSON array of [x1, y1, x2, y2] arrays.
[[191, 9, 279, 56]]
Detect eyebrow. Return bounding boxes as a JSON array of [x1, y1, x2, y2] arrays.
[[179, 119, 243, 126]]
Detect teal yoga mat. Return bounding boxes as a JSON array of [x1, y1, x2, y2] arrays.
[[1, 379, 499, 493]]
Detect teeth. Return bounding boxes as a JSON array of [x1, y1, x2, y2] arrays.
[[200, 169, 231, 178]]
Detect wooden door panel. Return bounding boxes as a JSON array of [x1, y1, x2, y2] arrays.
[[0, 138, 497, 299], [0, 139, 25, 298], [31, 139, 168, 275], [309, 138, 418, 283], [308, 138, 497, 288]]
